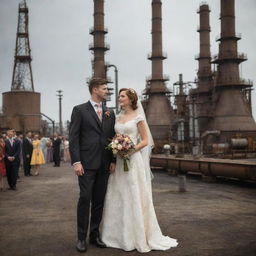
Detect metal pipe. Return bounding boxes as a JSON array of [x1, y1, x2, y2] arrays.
[[151, 154, 256, 181]]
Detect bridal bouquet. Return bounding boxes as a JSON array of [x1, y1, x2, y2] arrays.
[[107, 134, 135, 171]]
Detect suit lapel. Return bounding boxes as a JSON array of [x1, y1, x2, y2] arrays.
[[102, 105, 107, 131], [85, 101, 102, 130], [102, 106, 114, 132], [5, 139, 11, 149]]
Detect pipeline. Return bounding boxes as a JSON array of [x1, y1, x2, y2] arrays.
[[150, 154, 256, 181]]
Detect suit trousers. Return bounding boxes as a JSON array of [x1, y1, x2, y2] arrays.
[[23, 156, 32, 175], [53, 149, 60, 166], [5, 161, 19, 188], [77, 164, 109, 240]]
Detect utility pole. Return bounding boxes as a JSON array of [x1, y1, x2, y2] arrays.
[[56, 90, 63, 135]]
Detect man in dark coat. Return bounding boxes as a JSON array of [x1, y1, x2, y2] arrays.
[[69, 78, 116, 253], [52, 133, 61, 167], [22, 131, 33, 176], [4, 129, 21, 190]]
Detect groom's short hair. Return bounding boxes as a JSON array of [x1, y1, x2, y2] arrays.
[[88, 78, 107, 94]]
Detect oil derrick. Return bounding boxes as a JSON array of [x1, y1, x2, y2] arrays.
[[192, 3, 214, 136], [207, 0, 256, 143], [89, 0, 113, 101], [144, 0, 175, 152], [1, 0, 41, 132], [11, 0, 34, 91]]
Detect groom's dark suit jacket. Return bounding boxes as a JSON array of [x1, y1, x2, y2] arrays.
[[69, 101, 116, 170], [5, 138, 21, 164]]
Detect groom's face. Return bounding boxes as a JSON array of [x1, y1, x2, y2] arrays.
[[95, 84, 108, 101]]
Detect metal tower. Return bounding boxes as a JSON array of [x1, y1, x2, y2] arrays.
[[1, 0, 41, 133], [144, 0, 175, 151], [89, 0, 109, 79], [11, 0, 34, 91], [191, 3, 214, 135], [89, 0, 113, 101], [208, 0, 256, 137]]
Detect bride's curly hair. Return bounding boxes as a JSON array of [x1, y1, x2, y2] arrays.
[[119, 88, 138, 110]]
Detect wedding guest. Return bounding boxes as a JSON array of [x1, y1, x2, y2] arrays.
[[0, 136, 6, 191], [30, 134, 45, 176], [63, 136, 70, 162], [46, 138, 53, 163], [4, 129, 21, 190], [60, 136, 64, 161], [40, 136, 48, 160], [52, 133, 61, 167], [17, 134, 24, 179], [22, 131, 33, 176]]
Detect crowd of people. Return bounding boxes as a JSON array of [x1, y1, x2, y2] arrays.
[[0, 129, 70, 191]]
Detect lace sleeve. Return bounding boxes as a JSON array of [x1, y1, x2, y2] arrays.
[[135, 114, 145, 124]]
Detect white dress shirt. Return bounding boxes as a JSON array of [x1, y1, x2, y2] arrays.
[[89, 99, 103, 113]]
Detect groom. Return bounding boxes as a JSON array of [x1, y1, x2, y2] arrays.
[[69, 78, 116, 253]]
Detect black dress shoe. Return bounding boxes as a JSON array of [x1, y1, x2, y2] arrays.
[[76, 240, 87, 253], [90, 236, 107, 248]]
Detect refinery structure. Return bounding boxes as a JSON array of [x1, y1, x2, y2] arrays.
[[142, 0, 256, 155], [0, 0, 256, 159], [0, 0, 41, 133]]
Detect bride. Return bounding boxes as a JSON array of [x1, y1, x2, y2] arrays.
[[101, 88, 178, 253]]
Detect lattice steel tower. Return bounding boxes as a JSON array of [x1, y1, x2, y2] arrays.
[[11, 0, 34, 91], [1, 0, 41, 133]]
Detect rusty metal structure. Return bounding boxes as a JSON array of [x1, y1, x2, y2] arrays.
[[151, 154, 256, 182], [144, 0, 175, 152], [192, 3, 214, 136], [0, 0, 41, 133], [89, 0, 113, 101], [206, 0, 256, 145], [172, 74, 190, 153]]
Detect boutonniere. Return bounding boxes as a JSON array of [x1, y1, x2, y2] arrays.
[[105, 110, 111, 118]]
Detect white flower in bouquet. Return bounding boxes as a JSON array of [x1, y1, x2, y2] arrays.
[[117, 144, 123, 150]]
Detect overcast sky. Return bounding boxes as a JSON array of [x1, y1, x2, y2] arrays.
[[0, 0, 255, 125]]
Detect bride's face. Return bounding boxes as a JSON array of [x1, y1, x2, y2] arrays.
[[118, 91, 131, 108]]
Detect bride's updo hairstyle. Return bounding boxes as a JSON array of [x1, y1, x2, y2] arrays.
[[119, 88, 138, 110]]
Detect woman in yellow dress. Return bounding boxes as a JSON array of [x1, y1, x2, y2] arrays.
[[30, 134, 45, 176]]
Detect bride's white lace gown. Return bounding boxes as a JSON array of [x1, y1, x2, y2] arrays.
[[101, 115, 178, 253]]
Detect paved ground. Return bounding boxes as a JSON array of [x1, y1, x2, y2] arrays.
[[0, 163, 256, 256]]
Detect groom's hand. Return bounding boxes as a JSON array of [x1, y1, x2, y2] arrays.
[[109, 163, 116, 173], [73, 162, 84, 176]]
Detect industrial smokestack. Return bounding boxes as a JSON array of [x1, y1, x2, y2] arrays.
[[196, 4, 212, 91], [208, 0, 256, 140], [89, 0, 109, 79], [89, 0, 113, 102], [193, 3, 214, 135], [144, 0, 175, 151]]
